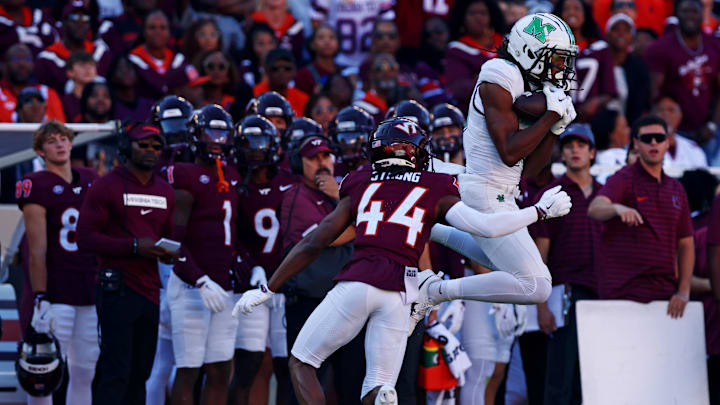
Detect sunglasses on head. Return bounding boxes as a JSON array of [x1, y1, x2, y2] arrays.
[[637, 133, 667, 144], [204, 62, 227, 71], [136, 142, 163, 151], [269, 65, 294, 72]]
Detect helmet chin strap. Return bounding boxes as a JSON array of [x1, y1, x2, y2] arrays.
[[215, 158, 229, 193]]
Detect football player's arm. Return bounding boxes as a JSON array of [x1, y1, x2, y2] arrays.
[[435, 195, 539, 238], [480, 82, 560, 166], [268, 196, 353, 291], [587, 196, 643, 225], [23, 204, 48, 295]]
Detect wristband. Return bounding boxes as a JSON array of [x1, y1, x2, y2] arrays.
[[132, 238, 138, 255], [535, 205, 547, 221]]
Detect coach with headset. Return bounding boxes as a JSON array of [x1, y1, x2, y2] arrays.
[[78, 122, 177, 405], [279, 134, 364, 404]]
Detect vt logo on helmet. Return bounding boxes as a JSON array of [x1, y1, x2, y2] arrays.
[[369, 117, 431, 171], [505, 13, 578, 91]]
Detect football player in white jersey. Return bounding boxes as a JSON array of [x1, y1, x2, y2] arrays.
[[415, 13, 579, 320]]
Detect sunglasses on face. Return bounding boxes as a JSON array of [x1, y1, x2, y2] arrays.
[[612, 1, 636, 9], [68, 13, 90, 22], [136, 142, 163, 151], [204, 61, 228, 71], [269, 65, 294, 73], [637, 133, 667, 144], [374, 31, 398, 39]]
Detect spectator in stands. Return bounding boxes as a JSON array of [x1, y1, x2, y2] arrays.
[[588, 115, 694, 318], [15, 87, 47, 123], [62, 52, 98, 123], [0, 0, 58, 55], [178, 75, 210, 109], [592, 107, 631, 168], [645, 0, 720, 140], [108, 55, 155, 122], [197, 50, 237, 110], [701, 0, 718, 34], [296, 24, 342, 96], [534, 124, 602, 405], [35, 0, 111, 93], [593, 0, 670, 37], [0, 43, 65, 122], [80, 81, 113, 124], [605, 14, 650, 124], [354, 53, 420, 122], [179, 0, 248, 54], [609, 0, 637, 22], [652, 95, 708, 169], [304, 92, 337, 136], [414, 17, 454, 108], [322, 73, 354, 110], [113, 0, 162, 51], [182, 18, 223, 64], [554, 0, 602, 52], [445, 0, 506, 113], [254, 48, 309, 116], [129, 10, 196, 100], [499, 0, 529, 26], [250, 0, 305, 63], [359, 20, 406, 85], [236, 23, 278, 89]]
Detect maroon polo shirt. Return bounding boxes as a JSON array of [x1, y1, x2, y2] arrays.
[[78, 166, 175, 305], [594, 160, 693, 302], [280, 180, 337, 252], [534, 174, 602, 292]]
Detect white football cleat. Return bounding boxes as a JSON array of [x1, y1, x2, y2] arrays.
[[408, 269, 443, 336], [374, 385, 398, 405]]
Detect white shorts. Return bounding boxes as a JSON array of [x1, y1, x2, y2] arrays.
[[50, 304, 100, 370], [234, 293, 288, 357], [167, 271, 238, 368], [458, 175, 551, 281], [291, 281, 410, 399]]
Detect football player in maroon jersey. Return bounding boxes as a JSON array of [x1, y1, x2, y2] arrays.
[[17, 120, 99, 405], [234, 118, 571, 404]]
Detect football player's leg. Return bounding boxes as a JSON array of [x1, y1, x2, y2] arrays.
[[290, 282, 372, 404], [360, 286, 410, 403], [200, 291, 238, 404], [49, 304, 83, 404], [168, 273, 211, 405], [269, 294, 290, 405], [66, 305, 99, 405], [229, 294, 270, 405]]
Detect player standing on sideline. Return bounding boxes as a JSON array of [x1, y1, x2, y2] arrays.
[[234, 118, 571, 404], [165, 105, 241, 405], [419, 13, 578, 318], [17, 121, 99, 405]]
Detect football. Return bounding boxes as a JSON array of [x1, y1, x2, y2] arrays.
[[513, 91, 547, 122]]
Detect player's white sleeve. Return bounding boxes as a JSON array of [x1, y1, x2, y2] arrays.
[[476, 59, 525, 101], [429, 224, 497, 271], [444, 201, 538, 238]]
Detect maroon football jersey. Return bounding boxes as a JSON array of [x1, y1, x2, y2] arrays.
[[334, 168, 460, 291], [237, 168, 298, 276], [15, 167, 99, 306], [571, 40, 618, 106], [165, 162, 242, 290]]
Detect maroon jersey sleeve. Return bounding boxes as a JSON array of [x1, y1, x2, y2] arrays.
[[15, 174, 47, 209], [708, 195, 720, 245]]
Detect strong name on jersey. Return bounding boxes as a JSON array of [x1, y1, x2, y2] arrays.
[[16, 168, 98, 305], [464, 58, 527, 186], [334, 168, 459, 291], [165, 162, 241, 290]]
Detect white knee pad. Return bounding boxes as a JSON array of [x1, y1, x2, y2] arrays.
[[374, 385, 398, 405]]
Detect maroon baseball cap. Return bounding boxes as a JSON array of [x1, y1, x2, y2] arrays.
[[299, 137, 333, 158], [128, 124, 163, 142]]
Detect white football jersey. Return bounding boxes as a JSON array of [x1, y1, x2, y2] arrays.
[[463, 58, 527, 186], [310, 0, 391, 67]]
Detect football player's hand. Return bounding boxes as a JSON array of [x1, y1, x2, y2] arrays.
[[543, 83, 576, 135], [136, 238, 169, 259], [315, 171, 339, 200], [439, 300, 465, 335], [232, 285, 273, 316], [535, 185, 572, 219], [196, 275, 229, 313], [249, 266, 268, 287], [614, 204, 643, 226], [490, 303, 517, 339], [31, 295, 53, 334], [537, 303, 557, 335], [667, 293, 688, 319]]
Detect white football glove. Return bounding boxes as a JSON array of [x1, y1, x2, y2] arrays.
[[249, 266, 268, 287], [543, 83, 577, 135], [232, 285, 273, 316], [31, 297, 53, 334], [196, 275, 229, 313], [514, 305, 528, 336], [535, 185, 572, 220], [490, 303, 518, 339], [439, 300, 465, 335]]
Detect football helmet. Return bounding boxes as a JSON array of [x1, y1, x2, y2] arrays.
[[506, 13, 578, 91], [330, 106, 375, 165], [386, 100, 432, 134], [368, 118, 431, 170], [16, 330, 65, 397], [254, 91, 294, 134], [287, 117, 324, 145], [150, 96, 194, 147], [235, 114, 280, 168], [188, 104, 234, 161], [430, 103, 465, 155]]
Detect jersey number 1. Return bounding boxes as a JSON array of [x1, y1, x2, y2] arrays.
[[356, 182, 428, 247]]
